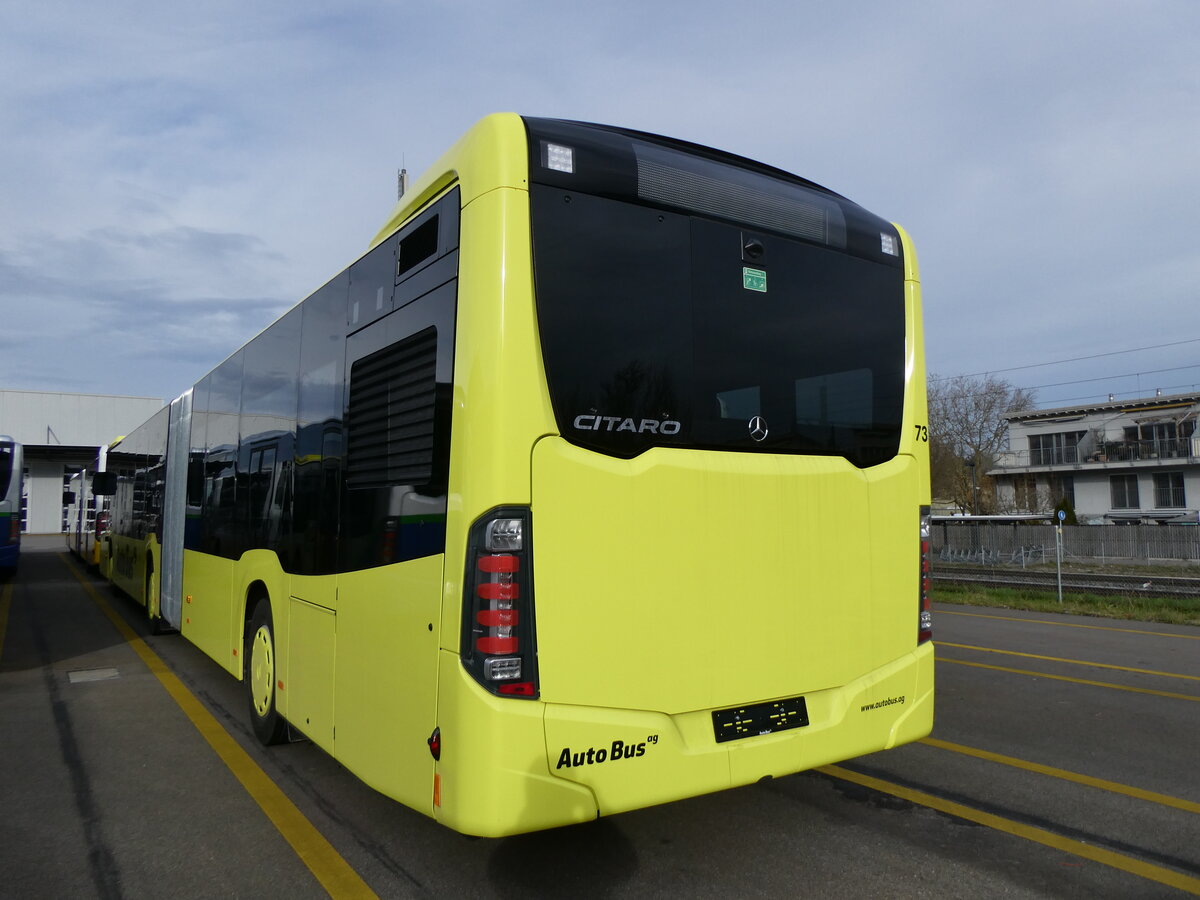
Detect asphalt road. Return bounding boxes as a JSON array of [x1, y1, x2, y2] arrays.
[[1, 539, 1197, 898]]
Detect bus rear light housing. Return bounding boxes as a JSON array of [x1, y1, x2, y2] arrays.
[[463, 508, 539, 698], [919, 506, 932, 643]]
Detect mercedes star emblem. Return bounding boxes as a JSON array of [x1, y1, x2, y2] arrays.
[[748, 416, 769, 442]]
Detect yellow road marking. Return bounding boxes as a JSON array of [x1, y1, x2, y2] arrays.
[[62, 556, 377, 900], [938, 656, 1200, 702], [919, 737, 1200, 815], [939, 641, 1200, 682], [937, 608, 1200, 640], [819, 764, 1200, 896], [0, 580, 12, 663]]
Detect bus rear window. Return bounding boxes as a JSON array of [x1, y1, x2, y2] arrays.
[[530, 186, 905, 468]]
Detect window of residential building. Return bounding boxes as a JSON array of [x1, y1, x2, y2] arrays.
[[1049, 474, 1075, 509], [1110, 474, 1139, 509], [1013, 474, 1037, 511], [1029, 431, 1083, 465], [1153, 472, 1185, 508]]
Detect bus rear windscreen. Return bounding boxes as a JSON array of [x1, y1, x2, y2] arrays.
[[530, 186, 905, 468]]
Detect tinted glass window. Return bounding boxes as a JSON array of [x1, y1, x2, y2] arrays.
[[348, 235, 397, 329], [0, 444, 12, 498], [241, 306, 300, 559], [294, 273, 347, 576], [531, 186, 905, 467], [397, 217, 439, 278], [185, 377, 209, 551], [204, 351, 243, 558]]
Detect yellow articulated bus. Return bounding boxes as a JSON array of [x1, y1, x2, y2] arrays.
[[65, 445, 114, 569], [99, 114, 933, 837], [102, 419, 170, 630]]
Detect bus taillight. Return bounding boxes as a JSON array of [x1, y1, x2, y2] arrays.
[[919, 506, 932, 643], [463, 509, 539, 698]]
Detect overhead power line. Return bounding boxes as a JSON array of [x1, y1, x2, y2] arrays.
[[1039, 380, 1200, 408], [929, 337, 1200, 383], [1015, 363, 1200, 392]]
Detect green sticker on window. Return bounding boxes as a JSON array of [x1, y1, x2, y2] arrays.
[[742, 267, 767, 292]]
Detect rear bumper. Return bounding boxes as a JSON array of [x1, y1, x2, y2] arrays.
[[433, 643, 933, 836], [545, 641, 934, 815]]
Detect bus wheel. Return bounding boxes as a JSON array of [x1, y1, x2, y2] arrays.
[[246, 599, 287, 746]]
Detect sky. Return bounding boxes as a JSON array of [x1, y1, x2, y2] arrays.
[[1, 0, 1198, 412]]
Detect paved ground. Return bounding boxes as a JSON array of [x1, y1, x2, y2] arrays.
[[2, 538, 1197, 898]]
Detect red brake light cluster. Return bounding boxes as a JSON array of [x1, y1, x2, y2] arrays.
[[462, 508, 539, 698], [919, 506, 932, 643]]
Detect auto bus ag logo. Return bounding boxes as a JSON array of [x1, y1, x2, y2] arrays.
[[555, 735, 658, 769]]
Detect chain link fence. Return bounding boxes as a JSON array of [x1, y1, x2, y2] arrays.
[[931, 522, 1200, 564]]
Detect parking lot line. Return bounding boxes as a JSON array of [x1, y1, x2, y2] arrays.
[[819, 764, 1200, 896], [938, 641, 1200, 682], [937, 609, 1200, 640], [920, 737, 1200, 814], [62, 556, 378, 900], [937, 656, 1200, 702]]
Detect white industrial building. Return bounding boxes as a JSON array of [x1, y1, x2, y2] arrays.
[[0, 390, 164, 534]]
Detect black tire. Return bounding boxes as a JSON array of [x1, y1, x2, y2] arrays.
[[245, 598, 288, 745]]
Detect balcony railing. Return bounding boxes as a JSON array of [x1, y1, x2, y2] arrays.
[[1090, 438, 1194, 463], [995, 437, 1199, 471], [1030, 446, 1080, 466]]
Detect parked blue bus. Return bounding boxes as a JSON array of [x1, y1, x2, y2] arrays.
[[0, 436, 24, 572]]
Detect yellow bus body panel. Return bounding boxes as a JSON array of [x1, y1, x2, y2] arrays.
[[180, 550, 240, 678], [370, 113, 529, 250], [434, 653, 598, 836], [285, 595, 336, 748], [333, 555, 443, 814], [106, 533, 157, 610], [531, 441, 923, 712], [439, 185, 553, 647]]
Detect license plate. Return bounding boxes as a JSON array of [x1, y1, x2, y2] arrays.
[[712, 695, 809, 743]]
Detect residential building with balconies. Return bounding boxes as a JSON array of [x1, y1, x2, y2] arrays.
[[989, 392, 1199, 524]]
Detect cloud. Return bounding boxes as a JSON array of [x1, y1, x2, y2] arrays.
[[0, 0, 1197, 408]]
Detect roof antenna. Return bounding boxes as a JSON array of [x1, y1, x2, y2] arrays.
[[397, 156, 408, 200]]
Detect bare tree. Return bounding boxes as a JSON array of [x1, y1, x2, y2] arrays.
[[927, 374, 1036, 514]]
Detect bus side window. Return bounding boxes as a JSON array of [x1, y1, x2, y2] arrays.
[[348, 234, 398, 329]]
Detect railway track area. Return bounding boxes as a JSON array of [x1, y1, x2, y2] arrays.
[[932, 563, 1200, 599]]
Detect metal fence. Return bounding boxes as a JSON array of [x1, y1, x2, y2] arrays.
[[931, 522, 1200, 564]]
